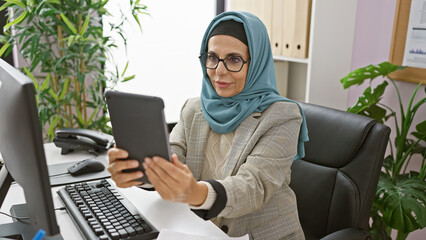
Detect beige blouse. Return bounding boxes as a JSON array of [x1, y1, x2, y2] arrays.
[[190, 129, 235, 210], [201, 129, 235, 180]]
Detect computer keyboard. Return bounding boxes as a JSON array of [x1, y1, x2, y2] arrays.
[[57, 179, 159, 240]]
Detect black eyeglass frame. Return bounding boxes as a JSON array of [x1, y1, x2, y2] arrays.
[[199, 52, 251, 72]]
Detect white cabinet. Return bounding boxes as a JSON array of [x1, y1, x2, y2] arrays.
[[227, 0, 357, 110]]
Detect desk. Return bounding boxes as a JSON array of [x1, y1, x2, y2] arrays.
[[0, 143, 228, 239]]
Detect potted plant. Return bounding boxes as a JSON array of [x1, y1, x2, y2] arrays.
[[0, 0, 148, 140], [340, 61, 426, 240]]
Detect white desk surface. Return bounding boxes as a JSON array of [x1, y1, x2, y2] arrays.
[[0, 143, 228, 239]]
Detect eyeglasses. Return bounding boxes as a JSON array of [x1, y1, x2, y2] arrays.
[[199, 52, 250, 72]]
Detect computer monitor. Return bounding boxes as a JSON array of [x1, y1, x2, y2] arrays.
[[0, 58, 62, 239]]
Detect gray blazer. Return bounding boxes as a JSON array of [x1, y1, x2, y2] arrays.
[[169, 98, 305, 240]]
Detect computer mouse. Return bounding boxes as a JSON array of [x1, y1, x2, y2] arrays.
[[67, 158, 105, 176]]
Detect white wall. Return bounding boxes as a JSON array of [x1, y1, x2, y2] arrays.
[[104, 0, 216, 123]]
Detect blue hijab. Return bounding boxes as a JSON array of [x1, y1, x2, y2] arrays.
[[200, 11, 309, 160]]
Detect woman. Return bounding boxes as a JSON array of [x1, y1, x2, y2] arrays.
[[108, 11, 308, 239]]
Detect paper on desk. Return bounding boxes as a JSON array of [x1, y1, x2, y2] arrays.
[[157, 229, 249, 240]]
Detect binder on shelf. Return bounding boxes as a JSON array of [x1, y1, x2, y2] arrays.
[[254, 0, 273, 41], [271, 0, 285, 55], [227, 0, 273, 49], [282, 0, 312, 59]]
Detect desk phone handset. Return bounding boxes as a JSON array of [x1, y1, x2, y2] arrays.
[[53, 128, 114, 155]]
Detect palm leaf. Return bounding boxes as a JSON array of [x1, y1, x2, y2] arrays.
[[340, 61, 403, 89], [377, 177, 426, 233], [347, 81, 388, 123]]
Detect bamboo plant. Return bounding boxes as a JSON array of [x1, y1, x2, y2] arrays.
[[340, 61, 426, 240], [0, 0, 148, 140]]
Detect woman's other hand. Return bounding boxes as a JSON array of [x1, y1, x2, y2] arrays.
[[143, 154, 207, 206], [107, 147, 144, 188]]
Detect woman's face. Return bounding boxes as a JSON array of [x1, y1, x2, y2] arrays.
[[207, 35, 250, 98]]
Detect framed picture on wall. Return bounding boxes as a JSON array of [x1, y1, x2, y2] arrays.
[[389, 0, 426, 84]]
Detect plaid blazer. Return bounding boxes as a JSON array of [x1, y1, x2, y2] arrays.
[[169, 98, 305, 240]]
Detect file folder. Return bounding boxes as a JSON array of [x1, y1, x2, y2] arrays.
[[272, 0, 285, 55], [282, 0, 312, 58], [227, 0, 273, 49], [254, 0, 273, 42]]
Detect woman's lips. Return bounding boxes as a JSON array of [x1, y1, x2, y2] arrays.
[[215, 81, 231, 88]]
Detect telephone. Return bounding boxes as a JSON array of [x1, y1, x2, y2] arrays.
[[53, 128, 115, 155]]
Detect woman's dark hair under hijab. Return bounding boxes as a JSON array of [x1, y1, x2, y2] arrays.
[[208, 20, 248, 46]]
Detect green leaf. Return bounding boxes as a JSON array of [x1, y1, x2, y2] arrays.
[[3, 0, 25, 9], [38, 8, 58, 17], [67, 35, 74, 47], [377, 177, 426, 232], [0, 35, 9, 44], [0, 2, 12, 12], [75, 107, 85, 126], [87, 107, 100, 125], [3, 45, 12, 57], [30, 35, 40, 60], [420, 164, 426, 181], [35, 95, 39, 108], [0, 43, 10, 57], [48, 115, 61, 140], [20, 34, 32, 51], [48, 89, 58, 100], [347, 81, 389, 123], [382, 155, 394, 173], [80, 13, 90, 36], [58, 78, 69, 100], [122, 75, 135, 82], [60, 13, 77, 35], [340, 62, 403, 89], [366, 104, 387, 123], [121, 61, 129, 77], [34, 0, 45, 15], [412, 119, 426, 141], [410, 138, 426, 155], [415, 120, 426, 135], [30, 52, 42, 71], [23, 67, 37, 88], [40, 75, 50, 91], [4, 11, 28, 31], [46, 0, 61, 4], [26, 0, 34, 8], [132, 13, 142, 31]]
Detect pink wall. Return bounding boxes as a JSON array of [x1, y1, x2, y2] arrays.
[[349, 0, 425, 239]]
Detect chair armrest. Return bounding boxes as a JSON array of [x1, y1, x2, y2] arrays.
[[321, 228, 371, 240]]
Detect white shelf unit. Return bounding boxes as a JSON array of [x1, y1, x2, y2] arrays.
[[227, 0, 358, 110]]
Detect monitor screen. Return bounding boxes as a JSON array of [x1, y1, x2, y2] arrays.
[[0, 58, 60, 237]]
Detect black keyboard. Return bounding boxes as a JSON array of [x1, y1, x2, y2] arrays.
[[57, 179, 159, 240]]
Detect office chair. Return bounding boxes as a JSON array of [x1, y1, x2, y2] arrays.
[[290, 102, 390, 240]]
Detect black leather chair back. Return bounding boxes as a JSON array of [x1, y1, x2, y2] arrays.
[[290, 103, 390, 240]]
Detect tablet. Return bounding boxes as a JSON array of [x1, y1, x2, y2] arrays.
[[105, 90, 172, 186]]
